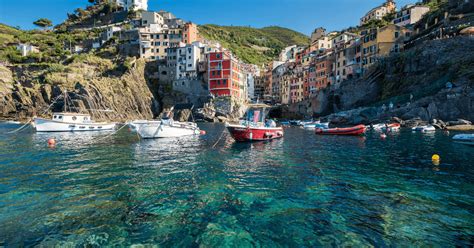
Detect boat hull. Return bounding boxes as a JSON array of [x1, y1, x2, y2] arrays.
[[130, 121, 200, 139], [227, 125, 284, 142], [33, 118, 116, 132], [315, 125, 366, 136], [452, 134, 474, 146]]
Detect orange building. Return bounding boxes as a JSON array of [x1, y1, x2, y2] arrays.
[[182, 22, 199, 44], [315, 52, 334, 90]]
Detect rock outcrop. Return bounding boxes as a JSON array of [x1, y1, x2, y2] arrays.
[[0, 56, 159, 122]]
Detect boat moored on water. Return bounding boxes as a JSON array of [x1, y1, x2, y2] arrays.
[[372, 123, 401, 132], [315, 124, 366, 136], [303, 122, 329, 130], [412, 125, 436, 133], [32, 91, 116, 132], [129, 119, 200, 139], [452, 134, 474, 146], [227, 104, 284, 142], [33, 113, 116, 132]]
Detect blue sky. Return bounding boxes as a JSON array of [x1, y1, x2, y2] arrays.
[[0, 0, 415, 35]]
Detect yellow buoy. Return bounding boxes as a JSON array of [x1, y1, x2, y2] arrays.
[[432, 154, 440, 161]]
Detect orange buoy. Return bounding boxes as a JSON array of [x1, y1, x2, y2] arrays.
[[200, 130, 207, 135], [47, 138, 56, 146]]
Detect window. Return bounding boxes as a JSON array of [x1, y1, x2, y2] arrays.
[[395, 31, 399, 38], [72, 116, 77, 121]]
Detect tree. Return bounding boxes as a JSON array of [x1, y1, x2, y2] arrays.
[[33, 18, 53, 30]]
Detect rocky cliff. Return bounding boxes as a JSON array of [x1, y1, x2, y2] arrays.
[[0, 55, 160, 122], [281, 36, 474, 124]]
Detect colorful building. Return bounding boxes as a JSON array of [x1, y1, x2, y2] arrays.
[[183, 22, 199, 44], [315, 52, 334, 90], [360, 0, 396, 25], [362, 24, 410, 70], [208, 51, 242, 98], [393, 4, 430, 27]]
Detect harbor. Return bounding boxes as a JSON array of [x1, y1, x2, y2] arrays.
[[0, 121, 473, 246]]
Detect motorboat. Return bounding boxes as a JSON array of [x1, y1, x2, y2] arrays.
[[33, 112, 116, 132], [129, 119, 201, 139], [32, 91, 116, 132], [315, 124, 366, 136], [303, 122, 329, 130], [412, 125, 436, 133], [452, 134, 474, 146], [227, 104, 284, 142]]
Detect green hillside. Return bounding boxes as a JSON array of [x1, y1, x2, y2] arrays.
[[198, 25, 310, 65]]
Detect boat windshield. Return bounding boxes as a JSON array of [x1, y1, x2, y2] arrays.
[[245, 108, 266, 124]]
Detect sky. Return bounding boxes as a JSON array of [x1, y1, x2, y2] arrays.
[[0, 0, 415, 35]]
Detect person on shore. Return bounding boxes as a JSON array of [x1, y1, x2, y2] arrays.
[[382, 104, 387, 112], [389, 102, 394, 110]]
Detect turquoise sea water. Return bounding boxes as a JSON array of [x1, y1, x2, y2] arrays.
[[0, 122, 473, 247]]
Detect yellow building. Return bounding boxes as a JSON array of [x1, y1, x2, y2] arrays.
[[361, 24, 410, 71]]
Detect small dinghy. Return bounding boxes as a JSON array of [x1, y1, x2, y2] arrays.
[[412, 125, 436, 133], [372, 123, 401, 132], [129, 119, 200, 139], [452, 134, 474, 146], [315, 124, 366, 136], [303, 122, 329, 130]]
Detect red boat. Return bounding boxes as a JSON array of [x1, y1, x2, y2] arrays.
[[315, 124, 366, 136], [227, 104, 284, 142]]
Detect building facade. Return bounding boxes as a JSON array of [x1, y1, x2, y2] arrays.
[[208, 51, 242, 98], [393, 5, 430, 27], [360, 0, 396, 25], [362, 24, 410, 70]]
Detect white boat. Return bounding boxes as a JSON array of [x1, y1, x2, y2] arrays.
[[372, 123, 401, 132], [4, 120, 22, 125], [412, 125, 436, 133], [129, 119, 200, 139], [33, 113, 116, 132], [303, 122, 329, 130], [452, 134, 474, 146]]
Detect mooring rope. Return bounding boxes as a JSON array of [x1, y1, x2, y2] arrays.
[[7, 94, 64, 134], [94, 123, 129, 142], [212, 127, 227, 149], [6, 119, 32, 134]]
